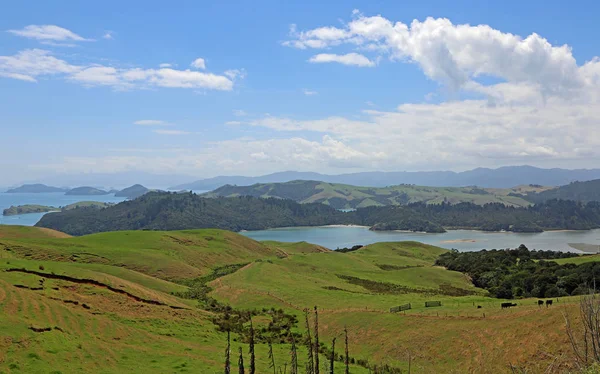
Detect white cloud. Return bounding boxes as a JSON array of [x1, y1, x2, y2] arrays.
[[103, 31, 114, 40], [159, 63, 173, 68], [70, 66, 122, 87], [152, 129, 190, 135], [0, 49, 80, 82], [191, 57, 206, 69], [286, 13, 600, 96], [134, 120, 170, 126], [8, 25, 91, 42], [224, 68, 247, 80], [233, 109, 247, 117], [308, 53, 375, 67], [0, 49, 236, 91], [303, 89, 318, 96], [225, 121, 243, 125]]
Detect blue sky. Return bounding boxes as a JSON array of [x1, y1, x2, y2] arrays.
[[2, 0, 600, 186]]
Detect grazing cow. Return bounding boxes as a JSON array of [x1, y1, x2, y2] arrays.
[[501, 302, 512, 309], [477, 305, 482, 309], [546, 300, 553, 307], [538, 300, 544, 307]]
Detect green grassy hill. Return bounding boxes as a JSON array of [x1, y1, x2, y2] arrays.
[[203, 180, 539, 208], [0, 225, 595, 373], [521, 179, 600, 203]]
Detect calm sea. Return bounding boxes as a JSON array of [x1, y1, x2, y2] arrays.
[[241, 225, 600, 252], [0, 192, 127, 226]]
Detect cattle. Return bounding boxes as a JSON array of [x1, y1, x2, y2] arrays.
[[501, 302, 517, 309], [546, 300, 553, 307], [477, 305, 482, 309], [538, 300, 544, 307]]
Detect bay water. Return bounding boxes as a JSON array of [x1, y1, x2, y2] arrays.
[[0, 192, 126, 226]]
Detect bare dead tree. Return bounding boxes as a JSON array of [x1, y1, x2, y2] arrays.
[[268, 341, 277, 374], [314, 306, 320, 374], [330, 337, 336, 374], [304, 309, 314, 374], [225, 330, 231, 374], [344, 327, 349, 374], [290, 333, 298, 374], [564, 288, 600, 369], [249, 316, 256, 374], [239, 347, 245, 374]]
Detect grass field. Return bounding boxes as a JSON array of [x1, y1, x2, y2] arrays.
[[203, 180, 551, 208], [0, 225, 596, 373]]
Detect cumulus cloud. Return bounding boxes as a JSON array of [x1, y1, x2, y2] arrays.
[[102, 31, 114, 40], [309, 53, 375, 67], [0, 49, 236, 91], [233, 109, 247, 117], [191, 57, 206, 69], [303, 89, 318, 95], [286, 13, 600, 97], [8, 25, 92, 42], [159, 63, 173, 68]]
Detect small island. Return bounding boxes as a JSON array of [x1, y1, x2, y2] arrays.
[[65, 187, 110, 196], [3, 205, 60, 216], [3, 201, 113, 216], [6, 184, 67, 193], [115, 184, 150, 199]]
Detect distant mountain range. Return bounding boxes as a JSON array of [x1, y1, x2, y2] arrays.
[[171, 166, 600, 190]]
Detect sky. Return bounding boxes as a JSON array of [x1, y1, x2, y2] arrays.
[[2, 0, 600, 186]]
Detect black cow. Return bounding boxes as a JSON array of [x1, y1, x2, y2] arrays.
[[546, 300, 553, 307], [477, 305, 482, 309], [538, 300, 544, 307]]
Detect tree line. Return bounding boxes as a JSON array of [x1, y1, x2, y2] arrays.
[[435, 245, 599, 299]]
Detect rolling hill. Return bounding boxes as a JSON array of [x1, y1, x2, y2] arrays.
[[35, 192, 600, 235], [202, 180, 543, 208], [0, 225, 594, 372], [520, 179, 600, 204]]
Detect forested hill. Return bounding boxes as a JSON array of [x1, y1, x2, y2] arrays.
[[202, 180, 539, 208], [35, 192, 600, 236], [519, 179, 600, 204], [35, 192, 350, 236]]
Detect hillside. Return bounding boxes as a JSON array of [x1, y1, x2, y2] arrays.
[[115, 184, 150, 199], [171, 165, 600, 190], [521, 179, 600, 204], [35, 191, 600, 236], [36, 192, 350, 236], [5, 184, 66, 193], [65, 186, 110, 196], [202, 180, 537, 208], [0, 225, 594, 372]]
